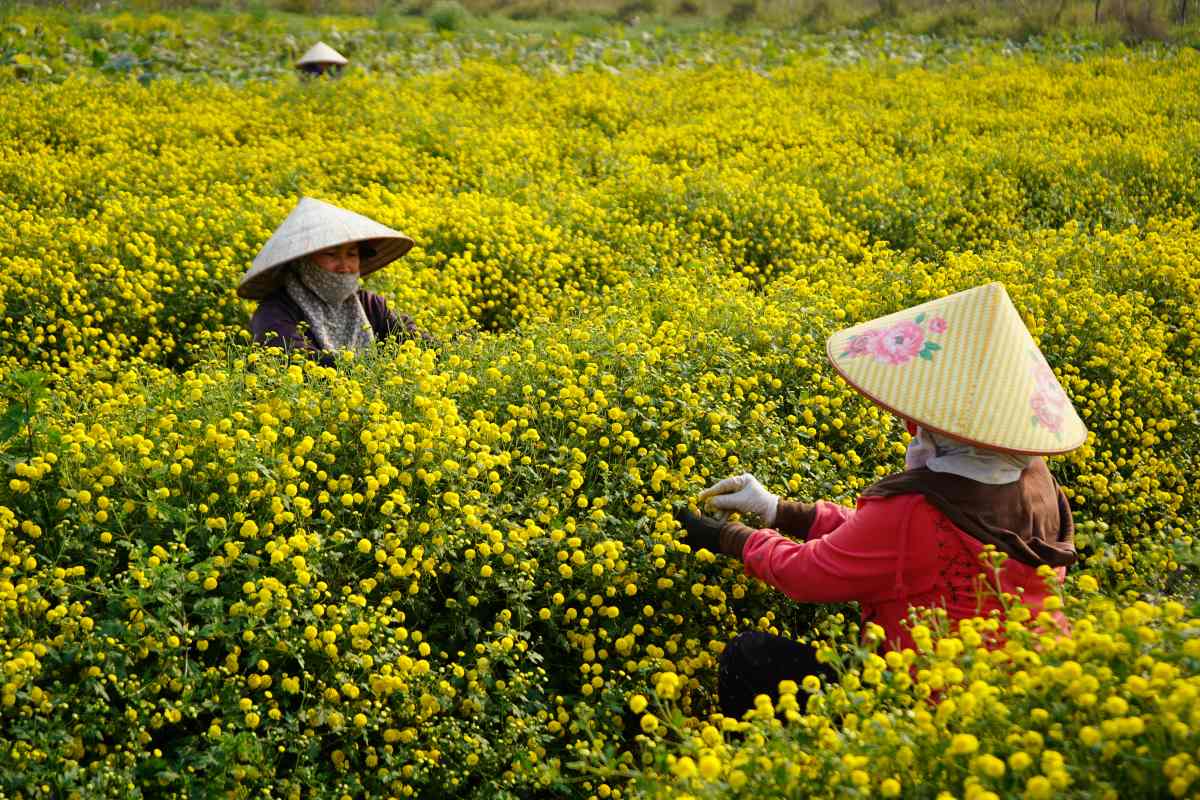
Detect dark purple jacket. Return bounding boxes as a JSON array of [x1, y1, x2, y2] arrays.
[[250, 289, 427, 361]]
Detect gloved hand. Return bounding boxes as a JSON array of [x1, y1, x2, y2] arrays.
[[673, 507, 724, 554], [698, 473, 779, 526]]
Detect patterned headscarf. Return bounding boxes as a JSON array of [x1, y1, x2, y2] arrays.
[[283, 259, 374, 353]]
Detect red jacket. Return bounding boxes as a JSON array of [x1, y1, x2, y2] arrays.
[[741, 495, 1067, 652]]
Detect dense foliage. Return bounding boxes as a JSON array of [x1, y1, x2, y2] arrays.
[[0, 10, 1197, 799]]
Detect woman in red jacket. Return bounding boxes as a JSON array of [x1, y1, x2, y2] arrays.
[[675, 283, 1084, 719]]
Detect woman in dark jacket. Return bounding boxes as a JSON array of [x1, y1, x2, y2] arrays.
[[239, 196, 426, 358]]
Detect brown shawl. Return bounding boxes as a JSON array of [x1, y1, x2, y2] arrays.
[[860, 458, 1077, 568]]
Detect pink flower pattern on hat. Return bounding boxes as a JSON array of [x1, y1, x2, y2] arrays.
[[844, 329, 881, 357], [1028, 350, 1069, 435], [872, 320, 924, 364], [840, 312, 945, 365]]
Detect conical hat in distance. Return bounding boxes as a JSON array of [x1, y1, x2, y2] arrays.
[[238, 197, 415, 300], [826, 282, 1087, 455], [296, 41, 348, 67]]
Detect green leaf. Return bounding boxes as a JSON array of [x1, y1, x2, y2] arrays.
[[0, 406, 27, 442], [915, 313, 926, 323]]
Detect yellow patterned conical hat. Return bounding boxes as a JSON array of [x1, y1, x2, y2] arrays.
[[826, 283, 1087, 455]]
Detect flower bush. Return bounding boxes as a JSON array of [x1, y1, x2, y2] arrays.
[[600, 575, 1200, 799], [0, 9, 1197, 798]]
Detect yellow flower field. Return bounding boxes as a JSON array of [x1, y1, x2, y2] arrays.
[[0, 10, 1197, 799]]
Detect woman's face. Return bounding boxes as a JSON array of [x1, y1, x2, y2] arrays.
[[311, 242, 361, 275]]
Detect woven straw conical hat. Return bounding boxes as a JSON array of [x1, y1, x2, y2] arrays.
[[826, 282, 1087, 455], [238, 197, 414, 300], [296, 41, 348, 67]]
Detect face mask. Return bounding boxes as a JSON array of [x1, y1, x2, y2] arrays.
[[298, 259, 359, 305]]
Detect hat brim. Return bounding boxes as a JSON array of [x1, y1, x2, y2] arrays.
[[237, 234, 414, 300]]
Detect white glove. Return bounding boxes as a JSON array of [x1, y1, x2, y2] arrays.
[[697, 473, 779, 526]]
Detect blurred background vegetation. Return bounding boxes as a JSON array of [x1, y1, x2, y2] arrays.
[[3, 0, 1198, 41]]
